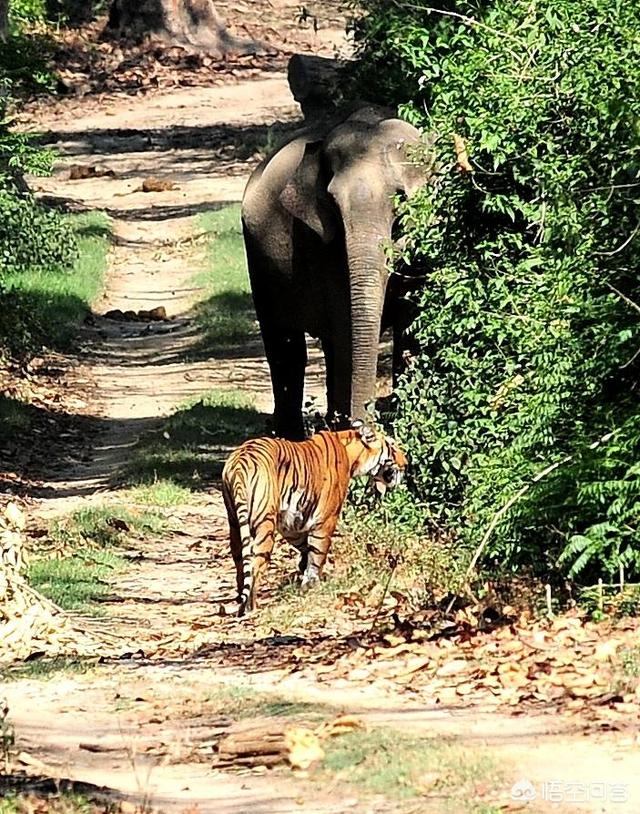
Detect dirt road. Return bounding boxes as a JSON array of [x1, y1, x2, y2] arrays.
[[4, 33, 640, 814]]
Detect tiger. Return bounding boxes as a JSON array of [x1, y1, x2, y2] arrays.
[[221, 420, 407, 616]]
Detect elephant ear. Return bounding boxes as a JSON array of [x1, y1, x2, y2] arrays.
[[278, 141, 337, 244], [382, 122, 435, 199]]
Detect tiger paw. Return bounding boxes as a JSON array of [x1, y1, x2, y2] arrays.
[[300, 567, 321, 592]]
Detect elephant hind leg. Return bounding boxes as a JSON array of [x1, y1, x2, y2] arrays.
[[262, 327, 307, 440]]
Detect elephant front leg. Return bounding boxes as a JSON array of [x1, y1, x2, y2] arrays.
[[321, 335, 352, 430], [262, 328, 307, 440]]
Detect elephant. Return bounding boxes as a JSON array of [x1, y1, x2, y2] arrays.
[[241, 105, 430, 440]]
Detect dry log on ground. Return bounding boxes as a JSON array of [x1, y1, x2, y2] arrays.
[[214, 720, 324, 769], [216, 721, 289, 767]]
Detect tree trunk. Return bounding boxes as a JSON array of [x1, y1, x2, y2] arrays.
[[107, 0, 260, 56], [0, 0, 8, 43]]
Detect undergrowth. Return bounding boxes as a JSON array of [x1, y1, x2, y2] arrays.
[[28, 505, 165, 611], [0, 792, 118, 814], [0, 210, 111, 359], [28, 549, 122, 611], [353, 0, 640, 586], [48, 505, 165, 550], [319, 727, 499, 808], [201, 685, 330, 721]]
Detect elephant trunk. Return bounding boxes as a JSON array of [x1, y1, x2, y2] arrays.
[[344, 225, 389, 421]]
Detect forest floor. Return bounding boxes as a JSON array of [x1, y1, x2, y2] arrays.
[[2, 5, 640, 814]]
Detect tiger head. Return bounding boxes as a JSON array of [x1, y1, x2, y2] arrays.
[[351, 420, 408, 494]]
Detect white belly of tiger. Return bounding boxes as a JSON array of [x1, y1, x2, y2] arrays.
[[278, 490, 317, 536]]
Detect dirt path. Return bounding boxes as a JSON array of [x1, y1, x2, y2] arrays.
[[5, 51, 640, 814], [23, 77, 326, 515]]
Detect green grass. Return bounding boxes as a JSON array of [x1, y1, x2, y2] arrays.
[[621, 646, 640, 678], [202, 685, 329, 720], [124, 388, 268, 488], [49, 505, 166, 550], [0, 211, 111, 358], [28, 549, 123, 610], [0, 792, 115, 814], [1, 656, 95, 682], [614, 645, 640, 695], [192, 205, 257, 348], [0, 396, 35, 447], [123, 478, 194, 507], [0, 397, 32, 433], [255, 509, 462, 636], [320, 728, 499, 809], [27, 504, 166, 612]]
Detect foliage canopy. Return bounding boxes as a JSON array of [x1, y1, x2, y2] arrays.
[[353, 0, 640, 582]]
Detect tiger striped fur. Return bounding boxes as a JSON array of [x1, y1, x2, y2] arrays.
[[222, 422, 407, 616]]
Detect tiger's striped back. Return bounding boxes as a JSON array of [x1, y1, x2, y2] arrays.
[[222, 425, 407, 616]]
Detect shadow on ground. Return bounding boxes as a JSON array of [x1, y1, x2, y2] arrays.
[[0, 388, 270, 500], [37, 121, 300, 158], [120, 393, 270, 489], [0, 772, 127, 810]]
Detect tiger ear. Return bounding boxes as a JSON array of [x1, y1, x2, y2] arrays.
[[352, 419, 376, 447]]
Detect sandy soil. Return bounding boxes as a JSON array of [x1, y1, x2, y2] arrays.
[[4, 15, 640, 814]]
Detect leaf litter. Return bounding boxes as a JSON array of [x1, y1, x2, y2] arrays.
[[132, 568, 640, 732]]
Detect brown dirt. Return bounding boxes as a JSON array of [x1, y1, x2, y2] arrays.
[[3, 10, 640, 814]]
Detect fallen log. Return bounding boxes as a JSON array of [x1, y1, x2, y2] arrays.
[[216, 720, 288, 763], [214, 720, 324, 770]]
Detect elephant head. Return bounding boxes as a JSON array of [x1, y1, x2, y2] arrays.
[[278, 107, 430, 421]]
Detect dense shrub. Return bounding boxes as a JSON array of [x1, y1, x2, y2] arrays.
[[352, 0, 640, 583], [0, 37, 80, 359], [9, 0, 47, 27]]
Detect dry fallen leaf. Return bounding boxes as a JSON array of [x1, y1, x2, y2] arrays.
[[436, 659, 470, 678], [285, 727, 325, 770], [316, 714, 363, 738], [5, 502, 26, 530]]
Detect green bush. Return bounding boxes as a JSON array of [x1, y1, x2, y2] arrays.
[[0, 29, 56, 95], [353, 0, 640, 583], [9, 0, 47, 27], [0, 37, 88, 360], [0, 211, 108, 357], [0, 186, 77, 271]]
